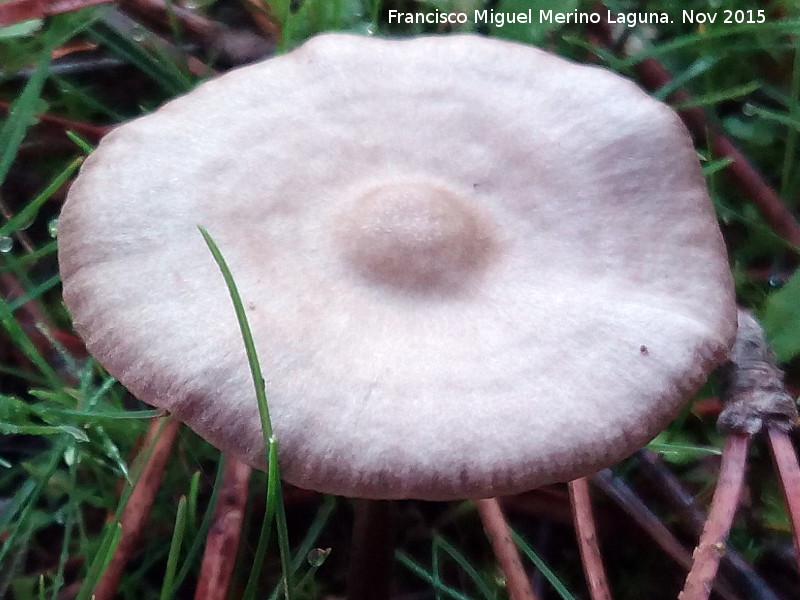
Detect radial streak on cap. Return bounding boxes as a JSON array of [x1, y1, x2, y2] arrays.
[[58, 33, 737, 500]]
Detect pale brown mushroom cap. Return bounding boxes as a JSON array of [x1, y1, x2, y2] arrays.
[[58, 33, 737, 500]]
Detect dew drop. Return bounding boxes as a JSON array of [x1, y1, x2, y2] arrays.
[[131, 24, 147, 42], [63, 445, 76, 466], [48, 218, 59, 238], [742, 103, 756, 116], [0, 236, 13, 253], [768, 274, 784, 288], [182, 0, 200, 9], [307, 547, 331, 567]]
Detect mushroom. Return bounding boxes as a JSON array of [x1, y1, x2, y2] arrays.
[[57, 33, 737, 502]]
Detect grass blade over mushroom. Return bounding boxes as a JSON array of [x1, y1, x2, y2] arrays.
[[197, 225, 293, 599]]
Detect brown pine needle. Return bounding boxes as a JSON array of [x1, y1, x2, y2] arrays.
[[93, 417, 181, 600], [0, 0, 113, 26], [679, 433, 751, 600], [194, 456, 252, 600], [767, 427, 800, 565], [568, 478, 612, 600], [636, 450, 782, 600], [475, 498, 539, 600]]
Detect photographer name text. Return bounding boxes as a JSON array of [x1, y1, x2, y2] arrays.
[[387, 9, 767, 28]]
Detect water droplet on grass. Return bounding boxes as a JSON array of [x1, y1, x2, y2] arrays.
[[768, 274, 784, 288], [131, 24, 147, 42], [48, 218, 59, 238], [307, 547, 331, 567], [0, 236, 13, 252]]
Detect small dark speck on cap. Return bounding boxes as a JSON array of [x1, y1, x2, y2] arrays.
[[640, 345, 649, 355]]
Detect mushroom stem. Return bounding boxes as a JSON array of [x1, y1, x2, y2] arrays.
[[346, 499, 397, 600], [475, 498, 539, 600]]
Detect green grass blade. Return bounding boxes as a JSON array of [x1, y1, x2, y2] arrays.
[[431, 538, 444, 600], [198, 226, 273, 438], [51, 454, 79, 600], [0, 157, 82, 236], [511, 531, 577, 600], [0, 298, 62, 387], [168, 455, 226, 594], [74, 523, 122, 600], [65, 130, 95, 154], [273, 477, 292, 598], [0, 44, 51, 187], [748, 104, 800, 132], [291, 547, 330, 593], [268, 495, 336, 599], [45, 408, 162, 421], [187, 470, 201, 536], [7, 273, 62, 312], [0, 15, 91, 186], [87, 22, 192, 95], [782, 39, 800, 196], [0, 240, 57, 272], [159, 496, 188, 600], [243, 443, 278, 600], [672, 80, 762, 109], [290, 495, 336, 572], [433, 535, 495, 599], [702, 157, 734, 177], [652, 55, 716, 101], [199, 225, 292, 598], [395, 551, 474, 600], [619, 20, 800, 68]]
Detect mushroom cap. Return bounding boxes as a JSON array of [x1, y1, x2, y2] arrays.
[[58, 33, 737, 500]]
